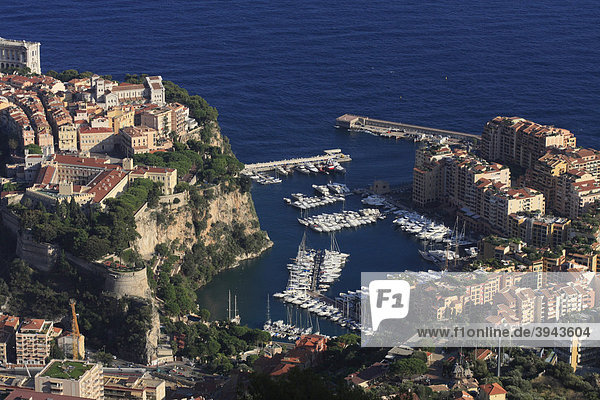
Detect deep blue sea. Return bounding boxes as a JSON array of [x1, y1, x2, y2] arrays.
[[2, 0, 599, 334]]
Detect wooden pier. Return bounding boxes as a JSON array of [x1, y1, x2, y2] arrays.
[[336, 114, 480, 141], [242, 149, 351, 174]]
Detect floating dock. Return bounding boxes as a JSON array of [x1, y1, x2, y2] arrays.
[[242, 149, 351, 174], [336, 114, 480, 141]]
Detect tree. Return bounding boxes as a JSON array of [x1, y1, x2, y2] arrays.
[[8, 138, 18, 152], [95, 351, 114, 366], [390, 357, 428, 377], [473, 359, 491, 380], [50, 340, 65, 359], [25, 143, 42, 154], [199, 308, 211, 321]]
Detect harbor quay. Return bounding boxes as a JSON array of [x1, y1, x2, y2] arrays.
[[336, 114, 480, 141], [241, 149, 351, 174]]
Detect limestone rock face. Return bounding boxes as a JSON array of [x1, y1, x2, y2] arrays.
[[134, 200, 197, 259]]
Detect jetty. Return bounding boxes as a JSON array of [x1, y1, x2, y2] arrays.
[[242, 149, 351, 174], [336, 114, 480, 141]]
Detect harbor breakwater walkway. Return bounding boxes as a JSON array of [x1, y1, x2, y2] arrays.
[[242, 149, 351, 174], [336, 114, 480, 141]]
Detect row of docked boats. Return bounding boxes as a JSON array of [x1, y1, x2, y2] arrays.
[[293, 160, 346, 175], [271, 293, 362, 332], [263, 319, 316, 341], [248, 172, 282, 185], [392, 210, 452, 242], [270, 236, 362, 332], [418, 247, 459, 263], [298, 208, 384, 233], [312, 183, 351, 196], [361, 194, 389, 207], [284, 193, 345, 210]]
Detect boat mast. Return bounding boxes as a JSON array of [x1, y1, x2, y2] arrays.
[[266, 294, 271, 323], [234, 295, 238, 319], [444, 243, 450, 272], [228, 290, 231, 321], [454, 224, 459, 269], [330, 231, 340, 253]]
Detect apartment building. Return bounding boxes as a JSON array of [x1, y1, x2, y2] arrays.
[[128, 165, 177, 195], [461, 178, 545, 235], [78, 127, 117, 153], [481, 116, 576, 170], [0, 315, 19, 364], [35, 360, 104, 400], [6, 389, 93, 400], [413, 146, 510, 209], [103, 372, 165, 400], [508, 213, 570, 248], [412, 145, 452, 207], [58, 123, 78, 151], [413, 145, 546, 235], [140, 106, 172, 138], [103, 76, 164, 107], [120, 126, 157, 155], [554, 169, 600, 219], [166, 102, 189, 136], [16, 319, 53, 366], [106, 107, 135, 134]]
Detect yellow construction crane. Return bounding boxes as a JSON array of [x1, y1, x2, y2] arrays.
[[70, 299, 82, 360]]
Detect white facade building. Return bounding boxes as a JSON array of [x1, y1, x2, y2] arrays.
[[0, 37, 41, 74]]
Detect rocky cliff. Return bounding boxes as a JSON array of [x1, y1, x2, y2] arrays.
[[134, 123, 271, 264]]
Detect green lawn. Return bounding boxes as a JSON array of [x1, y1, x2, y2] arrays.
[[42, 361, 92, 379]]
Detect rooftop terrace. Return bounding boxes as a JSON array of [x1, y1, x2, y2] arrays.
[[41, 361, 93, 380]]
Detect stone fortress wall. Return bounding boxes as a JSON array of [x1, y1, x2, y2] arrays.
[[1, 208, 150, 299]]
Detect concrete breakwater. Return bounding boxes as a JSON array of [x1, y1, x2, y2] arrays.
[[242, 149, 351, 174], [336, 114, 479, 141]]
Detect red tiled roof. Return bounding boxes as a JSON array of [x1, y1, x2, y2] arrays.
[[131, 165, 175, 174], [474, 348, 492, 360], [0, 315, 19, 330], [20, 318, 45, 332], [35, 165, 56, 185], [52, 154, 116, 169], [269, 363, 295, 376], [480, 383, 507, 396], [112, 83, 144, 91], [87, 169, 128, 203], [7, 388, 91, 400], [79, 126, 114, 135]]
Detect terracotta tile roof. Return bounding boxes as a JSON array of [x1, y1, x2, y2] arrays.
[[7, 388, 91, 400], [112, 83, 145, 92], [79, 126, 114, 135], [131, 165, 175, 174], [87, 169, 128, 203], [52, 154, 116, 169], [0, 315, 19, 331], [480, 383, 507, 396], [345, 362, 387, 386], [20, 318, 45, 332], [35, 165, 56, 185]]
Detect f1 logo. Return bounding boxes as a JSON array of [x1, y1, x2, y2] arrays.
[[369, 280, 410, 331]]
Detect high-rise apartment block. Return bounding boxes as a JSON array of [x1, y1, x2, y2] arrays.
[[35, 360, 104, 400], [481, 116, 576, 170], [16, 319, 53, 366], [413, 145, 543, 235]]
